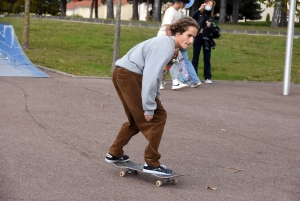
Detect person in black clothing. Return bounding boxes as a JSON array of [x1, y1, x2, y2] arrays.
[[191, 0, 217, 84]]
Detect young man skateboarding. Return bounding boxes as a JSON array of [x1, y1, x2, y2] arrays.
[[105, 17, 199, 175]]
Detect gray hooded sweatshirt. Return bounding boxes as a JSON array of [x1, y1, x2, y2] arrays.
[[115, 35, 175, 115]]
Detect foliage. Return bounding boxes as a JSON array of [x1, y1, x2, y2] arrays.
[[259, 0, 300, 17], [0, 0, 61, 15], [266, 13, 270, 22], [240, 0, 264, 21], [214, 0, 264, 21]]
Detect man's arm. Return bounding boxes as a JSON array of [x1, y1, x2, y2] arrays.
[[165, 24, 172, 36]]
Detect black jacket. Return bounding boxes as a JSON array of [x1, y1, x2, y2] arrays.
[[192, 10, 221, 49]]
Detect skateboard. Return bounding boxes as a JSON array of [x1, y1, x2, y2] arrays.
[[113, 161, 183, 187]]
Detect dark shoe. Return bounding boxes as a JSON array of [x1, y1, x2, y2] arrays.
[[143, 163, 173, 175], [105, 153, 130, 163]]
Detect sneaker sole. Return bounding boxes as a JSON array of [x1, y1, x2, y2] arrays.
[[172, 85, 189, 90], [105, 158, 130, 163], [142, 169, 173, 175], [191, 83, 202, 88]]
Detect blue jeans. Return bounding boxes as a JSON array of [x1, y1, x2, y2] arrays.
[[180, 49, 201, 83]]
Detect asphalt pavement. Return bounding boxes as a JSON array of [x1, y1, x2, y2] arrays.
[[0, 69, 300, 201]]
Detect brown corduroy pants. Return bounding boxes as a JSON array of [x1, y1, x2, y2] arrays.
[[109, 67, 167, 167]]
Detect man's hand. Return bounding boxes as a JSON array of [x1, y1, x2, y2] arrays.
[[144, 115, 153, 121]]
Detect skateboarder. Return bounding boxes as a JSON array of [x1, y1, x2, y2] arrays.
[[105, 16, 199, 175]]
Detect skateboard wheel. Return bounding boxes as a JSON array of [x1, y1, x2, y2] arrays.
[[173, 179, 178, 185], [156, 180, 163, 187], [120, 171, 126, 177]]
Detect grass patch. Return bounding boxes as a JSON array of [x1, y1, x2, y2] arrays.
[[1, 17, 300, 82]]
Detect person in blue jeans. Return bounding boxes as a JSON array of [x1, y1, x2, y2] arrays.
[[180, 48, 201, 87], [158, 0, 201, 89]]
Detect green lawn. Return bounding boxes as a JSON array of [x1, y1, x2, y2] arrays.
[[1, 17, 300, 82]]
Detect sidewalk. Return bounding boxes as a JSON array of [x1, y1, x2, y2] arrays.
[[0, 69, 299, 200]]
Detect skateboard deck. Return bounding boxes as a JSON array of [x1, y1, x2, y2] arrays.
[[113, 161, 183, 187]]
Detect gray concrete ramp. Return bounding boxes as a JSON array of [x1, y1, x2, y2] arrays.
[[0, 23, 49, 77]]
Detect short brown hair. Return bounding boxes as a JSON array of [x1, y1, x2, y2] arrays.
[[170, 16, 199, 36]]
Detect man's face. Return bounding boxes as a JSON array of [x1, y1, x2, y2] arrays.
[[176, 26, 198, 50], [181, 3, 186, 9]]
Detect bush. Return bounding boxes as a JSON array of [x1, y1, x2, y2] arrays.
[[266, 13, 270, 22]]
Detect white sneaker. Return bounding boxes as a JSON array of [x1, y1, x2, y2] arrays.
[[160, 84, 164, 90], [191, 81, 202, 88], [205, 79, 212, 84], [172, 82, 189, 90]]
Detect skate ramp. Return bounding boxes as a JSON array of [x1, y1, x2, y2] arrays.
[[0, 23, 49, 77]]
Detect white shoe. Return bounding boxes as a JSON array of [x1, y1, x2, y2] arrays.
[[160, 84, 164, 90], [205, 79, 212, 84], [191, 81, 202, 88], [172, 82, 189, 90]]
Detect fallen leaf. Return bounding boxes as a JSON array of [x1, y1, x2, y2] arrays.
[[101, 104, 105, 107], [206, 186, 217, 190]]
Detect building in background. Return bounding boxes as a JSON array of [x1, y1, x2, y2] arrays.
[[66, 0, 152, 21]]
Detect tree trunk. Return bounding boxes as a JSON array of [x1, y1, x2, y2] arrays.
[[279, 2, 287, 27], [219, 0, 227, 24], [60, 0, 67, 16], [107, 0, 114, 19], [190, 0, 201, 16], [271, 1, 281, 27], [95, 0, 98, 18], [132, 0, 139, 20], [146, 0, 149, 20], [152, 0, 161, 22], [232, 0, 239, 24], [22, 0, 30, 50], [111, 0, 121, 72], [90, 0, 95, 18]]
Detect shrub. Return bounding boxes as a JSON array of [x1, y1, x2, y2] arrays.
[[266, 13, 270, 22]]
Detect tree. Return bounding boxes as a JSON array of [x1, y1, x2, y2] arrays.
[[190, 0, 201, 16], [232, 0, 239, 24], [60, 0, 67, 16], [95, 0, 98, 18], [240, 0, 263, 22], [258, 0, 299, 27], [112, 0, 121, 72], [22, 0, 30, 50], [90, 0, 95, 18], [106, 0, 114, 19], [280, 2, 287, 26], [0, 0, 11, 15], [132, 0, 139, 20], [219, 0, 227, 23], [47, 0, 61, 15], [152, 0, 162, 22], [271, 1, 282, 27]]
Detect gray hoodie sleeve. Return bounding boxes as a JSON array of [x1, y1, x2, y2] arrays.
[[142, 45, 174, 115]]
